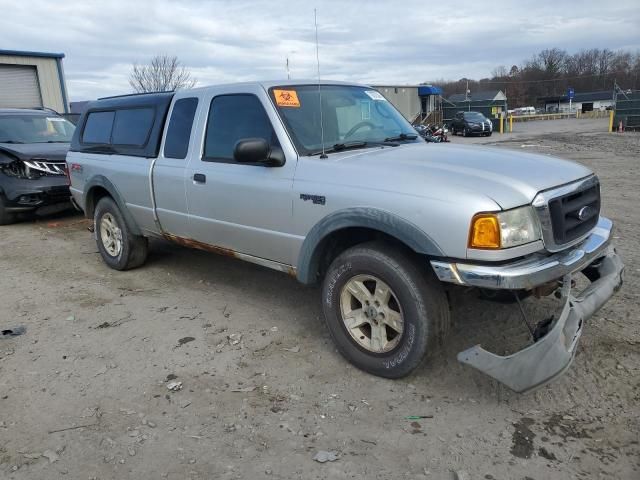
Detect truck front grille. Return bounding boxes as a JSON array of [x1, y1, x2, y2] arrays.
[[548, 182, 600, 245], [532, 175, 601, 252]]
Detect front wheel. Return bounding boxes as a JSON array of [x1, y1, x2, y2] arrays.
[[321, 242, 450, 378], [94, 196, 148, 270], [0, 196, 16, 225]]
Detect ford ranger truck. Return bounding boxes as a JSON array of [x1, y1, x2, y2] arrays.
[[66, 82, 624, 393]]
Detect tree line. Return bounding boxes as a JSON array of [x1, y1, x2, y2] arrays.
[[431, 48, 640, 108]]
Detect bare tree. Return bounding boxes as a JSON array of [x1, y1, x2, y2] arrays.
[[129, 55, 197, 93], [430, 47, 640, 106], [491, 65, 508, 79], [538, 48, 567, 76]]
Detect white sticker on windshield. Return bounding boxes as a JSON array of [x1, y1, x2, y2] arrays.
[[47, 117, 66, 122], [364, 90, 387, 101]]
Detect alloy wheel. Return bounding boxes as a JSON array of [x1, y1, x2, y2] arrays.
[[100, 213, 123, 257], [339, 274, 404, 353]]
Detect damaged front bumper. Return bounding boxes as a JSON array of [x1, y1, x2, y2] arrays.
[[431, 217, 624, 393], [1, 172, 71, 213]]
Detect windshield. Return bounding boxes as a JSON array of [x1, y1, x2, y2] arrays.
[[463, 112, 487, 122], [0, 115, 76, 143], [270, 85, 420, 155]]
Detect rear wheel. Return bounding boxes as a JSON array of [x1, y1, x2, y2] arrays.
[[94, 196, 148, 270], [321, 242, 450, 378], [0, 196, 16, 225]]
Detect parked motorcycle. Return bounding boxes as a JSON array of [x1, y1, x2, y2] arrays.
[[413, 124, 443, 143], [427, 123, 449, 142]]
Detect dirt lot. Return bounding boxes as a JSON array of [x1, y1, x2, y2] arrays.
[[1, 118, 638, 480]]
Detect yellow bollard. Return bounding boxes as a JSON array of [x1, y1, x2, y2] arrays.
[[500, 116, 503, 134], [609, 110, 614, 133], [509, 115, 513, 133]]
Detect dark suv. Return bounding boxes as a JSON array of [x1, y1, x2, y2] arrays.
[[450, 111, 493, 137], [0, 109, 75, 224]]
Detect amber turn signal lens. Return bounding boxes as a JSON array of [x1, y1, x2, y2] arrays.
[[469, 214, 501, 249]]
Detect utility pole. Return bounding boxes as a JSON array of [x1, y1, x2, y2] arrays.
[[286, 57, 290, 80], [466, 80, 470, 111]]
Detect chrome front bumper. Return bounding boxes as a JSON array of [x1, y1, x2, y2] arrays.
[[431, 217, 614, 290], [430, 216, 625, 393], [457, 247, 623, 392]]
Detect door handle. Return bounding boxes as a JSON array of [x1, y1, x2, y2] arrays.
[[193, 173, 206, 183]]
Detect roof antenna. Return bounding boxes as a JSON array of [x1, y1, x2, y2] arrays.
[[314, 8, 327, 159]]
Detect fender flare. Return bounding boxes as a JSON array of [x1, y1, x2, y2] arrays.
[[84, 175, 142, 236], [296, 207, 444, 284]]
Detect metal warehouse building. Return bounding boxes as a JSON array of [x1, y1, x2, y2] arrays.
[[372, 85, 443, 123], [540, 90, 614, 113], [0, 49, 69, 113]]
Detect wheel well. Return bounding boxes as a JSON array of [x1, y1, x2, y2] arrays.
[[85, 186, 111, 218], [314, 227, 418, 281]]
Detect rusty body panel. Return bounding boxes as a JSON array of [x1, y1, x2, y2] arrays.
[[164, 233, 238, 257], [163, 233, 297, 276]]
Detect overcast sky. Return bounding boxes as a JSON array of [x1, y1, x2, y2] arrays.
[[1, 0, 639, 101]]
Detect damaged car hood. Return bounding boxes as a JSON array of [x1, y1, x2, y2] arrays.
[[0, 142, 70, 163]]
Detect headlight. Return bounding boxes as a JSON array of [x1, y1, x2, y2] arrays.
[[469, 206, 541, 249]]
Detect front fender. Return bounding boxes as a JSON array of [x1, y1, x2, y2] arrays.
[[296, 207, 444, 284]]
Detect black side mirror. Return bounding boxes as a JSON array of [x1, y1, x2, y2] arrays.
[[233, 138, 285, 167]]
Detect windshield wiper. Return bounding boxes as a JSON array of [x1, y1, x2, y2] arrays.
[[383, 132, 418, 142], [307, 140, 399, 156]]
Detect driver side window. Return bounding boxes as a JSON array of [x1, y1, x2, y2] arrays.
[[203, 94, 280, 163]]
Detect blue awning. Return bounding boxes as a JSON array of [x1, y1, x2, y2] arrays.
[[418, 86, 442, 96]]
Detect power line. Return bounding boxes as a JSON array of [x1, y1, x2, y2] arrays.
[[449, 71, 627, 86]]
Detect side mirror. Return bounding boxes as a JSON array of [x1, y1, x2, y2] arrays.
[[233, 138, 285, 167]]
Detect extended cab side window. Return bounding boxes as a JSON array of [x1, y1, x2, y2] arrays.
[[203, 94, 279, 163], [82, 108, 155, 147], [164, 98, 198, 159]]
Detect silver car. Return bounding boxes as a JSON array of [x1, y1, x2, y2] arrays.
[[66, 81, 624, 392]]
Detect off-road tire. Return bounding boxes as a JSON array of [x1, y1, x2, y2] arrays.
[[94, 196, 148, 270], [321, 241, 450, 378], [0, 196, 16, 225]]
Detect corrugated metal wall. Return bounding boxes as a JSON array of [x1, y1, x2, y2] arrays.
[[0, 65, 42, 108], [0, 55, 65, 112], [614, 91, 640, 129], [374, 86, 421, 121]]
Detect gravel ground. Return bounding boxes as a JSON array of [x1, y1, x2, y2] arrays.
[[0, 118, 638, 480]]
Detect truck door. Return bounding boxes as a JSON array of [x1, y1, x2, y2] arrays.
[[152, 96, 200, 235], [184, 85, 299, 266]]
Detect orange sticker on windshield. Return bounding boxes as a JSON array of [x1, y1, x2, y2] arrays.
[[274, 89, 300, 107]]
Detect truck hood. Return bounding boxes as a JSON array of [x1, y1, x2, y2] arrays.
[[0, 142, 70, 163], [328, 143, 593, 209]]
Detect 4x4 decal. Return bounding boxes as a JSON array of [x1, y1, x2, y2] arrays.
[[299, 193, 326, 205]]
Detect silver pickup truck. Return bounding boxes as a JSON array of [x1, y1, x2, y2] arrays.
[[67, 81, 623, 392]]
